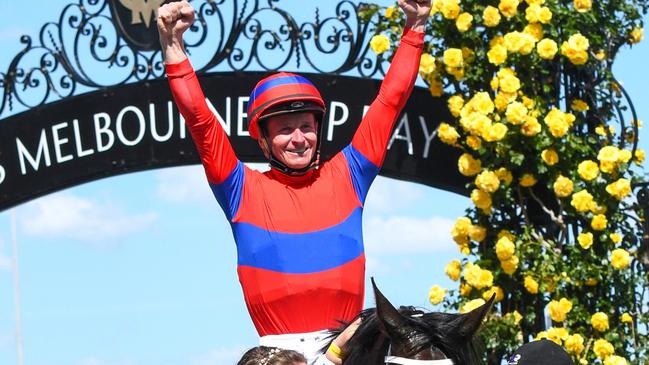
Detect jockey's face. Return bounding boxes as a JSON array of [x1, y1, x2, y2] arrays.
[[261, 112, 318, 170]]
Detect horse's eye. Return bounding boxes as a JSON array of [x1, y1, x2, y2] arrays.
[[430, 346, 447, 360]]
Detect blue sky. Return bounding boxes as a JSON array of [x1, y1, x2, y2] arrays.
[[0, 1, 647, 365]]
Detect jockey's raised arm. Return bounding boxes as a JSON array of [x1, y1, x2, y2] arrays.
[[158, 1, 432, 364]]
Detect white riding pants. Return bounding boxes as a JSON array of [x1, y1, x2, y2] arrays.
[[259, 330, 335, 365]]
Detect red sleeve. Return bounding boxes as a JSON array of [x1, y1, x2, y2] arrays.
[[350, 27, 424, 167], [165, 59, 239, 184]]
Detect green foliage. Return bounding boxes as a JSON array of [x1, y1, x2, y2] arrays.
[[368, 0, 649, 364]]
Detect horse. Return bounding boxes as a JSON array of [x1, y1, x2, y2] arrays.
[[325, 278, 494, 365]]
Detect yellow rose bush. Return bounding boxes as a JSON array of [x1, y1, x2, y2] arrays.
[[367, 0, 648, 363]]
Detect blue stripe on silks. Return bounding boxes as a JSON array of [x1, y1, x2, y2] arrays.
[[249, 75, 315, 107], [209, 161, 245, 221], [233, 207, 364, 274], [342, 145, 380, 205]]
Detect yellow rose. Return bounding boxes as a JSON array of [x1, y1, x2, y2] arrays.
[[547, 327, 569, 344], [538, 6, 552, 23], [443, 48, 464, 68], [525, 4, 542, 23], [600, 160, 618, 174], [429, 78, 443, 97], [611, 248, 631, 270], [500, 74, 521, 93], [456, 12, 473, 32], [448, 95, 464, 117], [471, 189, 492, 213], [488, 44, 508, 65], [496, 167, 513, 185], [460, 112, 492, 136], [606, 178, 632, 200], [559, 298, 573, 313], [630, 27, 643, 44], [591, 312, 609, 332], [541, 148, 559, 165], [482, 286, 504, 302], [483, 5, 501, 27], [467, 91, 495, 115], [464, 263, 493, 289], [439, 123, 460, 145], [571, 190, 595, 212], [501, 255, 519, 275], [506, 102, 528, 124], [483, 122, 508, 142], [445, 260, 462, 281], [370, 34, 391, 54], [571, 99, 589, 112], [441, 0, 461, 19], [428, 285, 447, 305], [593, 339, 614, 359], [469, 225, 487, 242], [499, 0, 520, 18], [553, 175, 574, 198], [466, 136, 482, 150], [620, 312, 633, 324], [384, 5, 399, 20], [619, 149, 632, 163], [524, 23, 544, 41], [519, 174, 537, 187], [591, 214, 607, 231], [521, 116, 542, 136], [446, 66, 465, 80], [419, 54, 436, 75], [451, 216, 472, 242], [544, 108, 571, 138], [536, 38, 558, 59], [548, 300, 568, 322], [570, 50, 589, 65], [565, 334, 585, 355], [524, 275, 539, 294], [577, 232, 593, 249], [475, 171, 500, 193], [460, 298, 486, 313], [599, 147, 622, 164], [496, 236, 516, 261], [504, 31, 534, 54], [568, 33, 590, 52], [574, 0, 592, 12], [604, 356, 629, 365], [635, 149, 645, 164], [610, 233, 623, 244], [460, 282, 472, 296], [458, 153, 482, 176], [577, 160, 599, 181]]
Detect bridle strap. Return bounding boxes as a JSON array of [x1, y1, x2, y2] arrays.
[[384, 357, 454, 365]]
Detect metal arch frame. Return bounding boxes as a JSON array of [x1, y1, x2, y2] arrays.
[[0, 0, 388, 119]]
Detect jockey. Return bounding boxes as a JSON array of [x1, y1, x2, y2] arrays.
[[157, 1, 432, 364]]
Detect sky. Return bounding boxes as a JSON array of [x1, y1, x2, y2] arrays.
[[0, 1, 648, 365]]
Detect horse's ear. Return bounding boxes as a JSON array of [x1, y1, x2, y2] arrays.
[[458, 294, 495, 337], [372, 278, 408, 338]]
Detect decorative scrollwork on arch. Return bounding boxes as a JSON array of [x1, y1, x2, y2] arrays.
[[0, 0, 388, 119]]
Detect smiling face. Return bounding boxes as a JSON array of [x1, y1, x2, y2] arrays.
[[261, 112, 318, 170]]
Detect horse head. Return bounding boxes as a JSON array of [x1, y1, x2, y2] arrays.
[[336, 279, 494, 365]]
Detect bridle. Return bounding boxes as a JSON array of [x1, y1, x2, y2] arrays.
[[384, 357, 454, 365], [384, 344, 454, 365]]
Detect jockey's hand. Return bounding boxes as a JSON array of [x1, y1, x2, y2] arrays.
[[157, 0, 194, 63], [398, 0, 432, 31]]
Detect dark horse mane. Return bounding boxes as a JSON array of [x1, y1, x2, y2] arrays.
[[323, 280, 493, 365]]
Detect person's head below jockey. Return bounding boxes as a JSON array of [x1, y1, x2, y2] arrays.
[[247, 72, 326, 175], [237, 346, 308, 365]]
